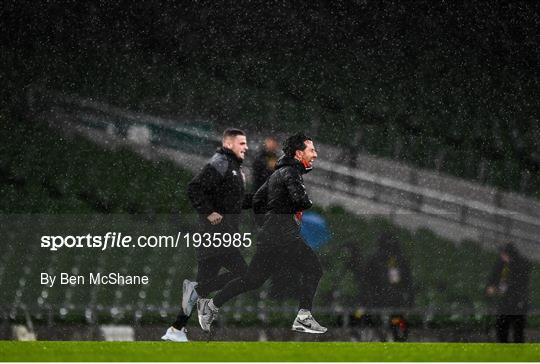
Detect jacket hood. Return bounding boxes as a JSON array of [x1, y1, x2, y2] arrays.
[[217, 147, 243, 164], [275, 155, 312, 174]]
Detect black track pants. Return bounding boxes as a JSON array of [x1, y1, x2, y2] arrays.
[[172, 249, 247, 329], [213, 238, 323, 311]]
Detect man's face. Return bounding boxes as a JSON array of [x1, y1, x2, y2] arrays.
[[265, 138, 278, 152], [295, 140, 318, 167], [224, 135, 248, 160], [501, 252, 510, 263]]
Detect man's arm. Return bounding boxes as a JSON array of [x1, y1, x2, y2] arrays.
[[253, 181, 269, 214], [187, 163, 224, 217], [252, 181, 269, 227], [284, 169, 312, 211]]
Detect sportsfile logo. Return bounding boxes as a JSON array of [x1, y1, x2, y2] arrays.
[[40, 232, 253, 251], [40, 232, 180, 251]]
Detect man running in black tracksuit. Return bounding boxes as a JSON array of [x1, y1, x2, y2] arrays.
[[197, 133, 327, 334], [162, 128, 251, 342]]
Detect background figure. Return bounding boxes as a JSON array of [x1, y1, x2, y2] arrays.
[[253, 136, 293, 300], [252, 135, 279, 193], [362, 233, 414, 341], [486, 243, 531, 343]]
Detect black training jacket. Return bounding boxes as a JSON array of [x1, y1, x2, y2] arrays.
[[253, 155, 312, 245], [187, 147, 252, 258]]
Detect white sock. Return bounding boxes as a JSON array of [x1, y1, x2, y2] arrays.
[[298, 309, 311, 318], [208, 299, 219, 312]]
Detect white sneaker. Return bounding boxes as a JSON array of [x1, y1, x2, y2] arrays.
[[197, 298, 218, 332], [161, 326, 188, 342], [182, 279, 199, 316], [292, 310, 327, 334]]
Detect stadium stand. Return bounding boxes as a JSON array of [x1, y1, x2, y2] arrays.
[[26, 90, 540, 260], [1, 115, 538, 330], [4, 2, 539, 199]]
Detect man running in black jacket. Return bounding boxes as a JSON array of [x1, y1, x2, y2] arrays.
[[162, 128, 251, 342], [197, 133, 327, 334]]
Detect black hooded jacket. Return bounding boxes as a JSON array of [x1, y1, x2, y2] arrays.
[[253, 155, 312, 245], [187, 147, 252, 259], [188, 147, 251, 218]]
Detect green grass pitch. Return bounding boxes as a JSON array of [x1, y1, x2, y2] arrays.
[[0, 342, 539, 362]]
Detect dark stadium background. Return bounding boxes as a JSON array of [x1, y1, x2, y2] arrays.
[[1, 1, 539, 342]]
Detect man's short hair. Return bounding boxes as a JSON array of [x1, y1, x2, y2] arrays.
[[283, 133, 311, 157], [222, 128, 246, 140]]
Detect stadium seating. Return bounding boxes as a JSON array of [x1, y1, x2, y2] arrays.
[[1, 118, 538, 328], [5, 2, 539, 201]]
